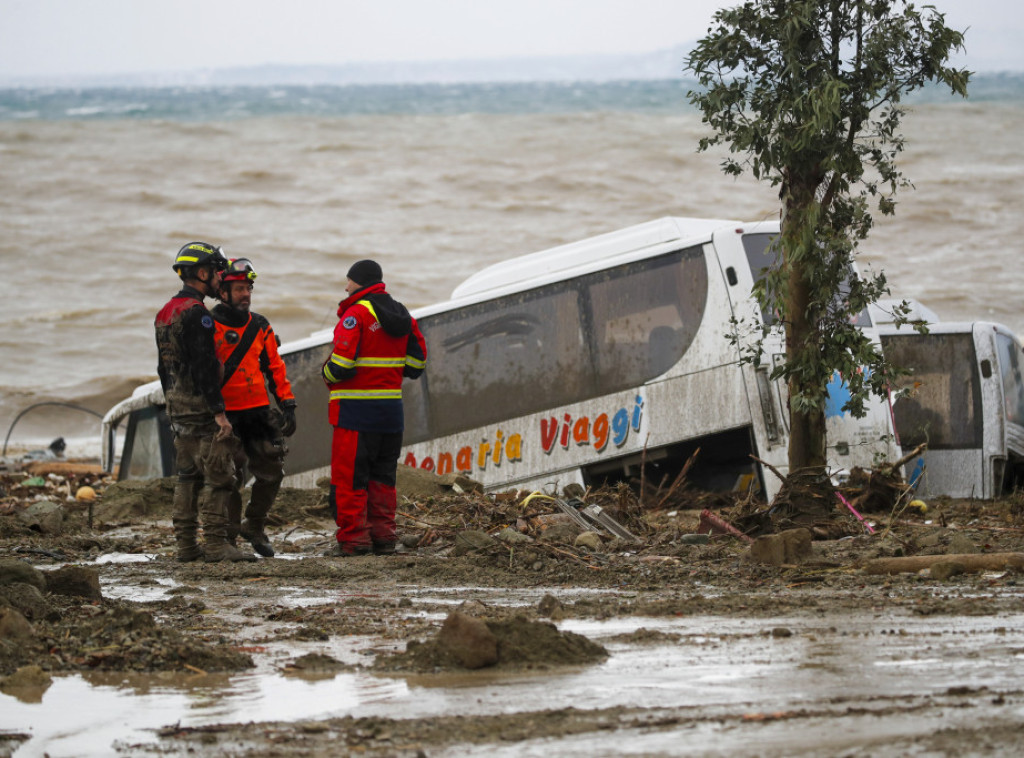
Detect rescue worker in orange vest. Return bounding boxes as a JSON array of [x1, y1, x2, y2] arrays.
[[322, 259, 427, 556], [156, 242, 255, 563], [211, 257, 297, 558]]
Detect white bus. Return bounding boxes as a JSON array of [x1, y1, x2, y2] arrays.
[[104, 217, 900, 499]]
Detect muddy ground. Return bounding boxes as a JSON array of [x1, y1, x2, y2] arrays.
[[2, 460, 1023, 756]]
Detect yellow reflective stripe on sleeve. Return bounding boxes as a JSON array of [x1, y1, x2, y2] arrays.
[[329, 353, 356, 369], [405, 355, 426, 369], [354, 356, 406, 367], [329, 388, 403, 401]]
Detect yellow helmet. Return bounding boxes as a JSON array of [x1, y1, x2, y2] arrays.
[[173, 242, 228, 276]]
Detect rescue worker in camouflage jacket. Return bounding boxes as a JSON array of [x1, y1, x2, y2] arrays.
[[155, 242, 256, 563]]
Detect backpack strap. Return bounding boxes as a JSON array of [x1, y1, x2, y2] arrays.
[[220, 318, 261, 386]]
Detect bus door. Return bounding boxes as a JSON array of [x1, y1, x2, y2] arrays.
[[713, 226, 791, 497], [723, 227, 898, 494]]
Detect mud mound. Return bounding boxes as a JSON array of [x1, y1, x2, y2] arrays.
[[0, 590, 254, 677], [263, 486, 326, 523], [93, 477, 176, 522], [376, 611, 607, 673]]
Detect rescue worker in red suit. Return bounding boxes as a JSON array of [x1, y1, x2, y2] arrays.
[[322, 259, 427, 556], [155, 242, 255, 563], [211, 257, 297, 558]]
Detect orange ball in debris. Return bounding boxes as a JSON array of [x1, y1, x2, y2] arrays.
[[75, 485, 97, 502]]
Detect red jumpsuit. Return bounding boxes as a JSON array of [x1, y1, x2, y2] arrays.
[[323, 282, 426, 554]]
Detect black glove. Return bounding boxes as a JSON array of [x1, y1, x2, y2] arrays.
[[280, 402, 297, 437]]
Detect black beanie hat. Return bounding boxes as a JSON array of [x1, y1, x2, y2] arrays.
[[346, 259, 383, 286]]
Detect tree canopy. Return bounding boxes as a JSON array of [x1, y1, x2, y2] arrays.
[[686, 0, 969, 475]]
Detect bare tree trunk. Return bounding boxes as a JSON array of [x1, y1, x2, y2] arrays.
[[781, 185, 828, 477]]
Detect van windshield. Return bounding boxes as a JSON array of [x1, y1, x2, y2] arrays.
[[879, 332, 983, 449]]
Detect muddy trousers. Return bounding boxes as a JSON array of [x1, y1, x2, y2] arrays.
[[172, 433, 239, 548], [328, 426, 401, 551], [226, 436, 286, 538]]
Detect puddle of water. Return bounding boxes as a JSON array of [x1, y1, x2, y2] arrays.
[[6, 611, 1023, 757], [1, 668, 409, 758], [93, 553, 159, 565], [101, 574, 180, 603]]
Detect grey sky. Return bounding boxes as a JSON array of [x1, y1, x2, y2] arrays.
[[0, 0, 1020, 79]]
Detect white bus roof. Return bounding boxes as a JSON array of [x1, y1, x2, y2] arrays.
[[450, 216, 771, 300]]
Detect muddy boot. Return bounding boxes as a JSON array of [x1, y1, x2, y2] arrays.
[[204, 538, 258, 563], [239, 518, 275, 558], [176, 543, 205, 563], [323, 542, 371, 557], [172, 472, 204, 563], [173, 517, 203, 563]]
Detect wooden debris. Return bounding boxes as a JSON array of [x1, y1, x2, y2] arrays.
[[861, 552, 1024, 575]]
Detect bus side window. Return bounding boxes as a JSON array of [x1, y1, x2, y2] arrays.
[[648, 326, 681, 376], [421, 285, 592, 438], [587, 245, 707, 393]]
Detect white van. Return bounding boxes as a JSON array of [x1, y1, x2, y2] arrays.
[[104, 217, 900, 499], [878, 320, 1024, 499]]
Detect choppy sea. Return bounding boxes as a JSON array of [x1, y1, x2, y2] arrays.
[[1, 76, 1022, 454]]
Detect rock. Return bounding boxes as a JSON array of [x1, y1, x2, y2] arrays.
[[947, 533, 979, 555], [17, 500, 64, 535], [679, 533, 711, 545], [917, 531, 943, 548], [574, 531, 603, 551], [45, 565, 103, 601], [537, 594, 564, 619], [930, 561, 967, 580], [0, 559, 47, 591], [539, 522, 581, 544], [400, 534, 421, 548], [496, 527, 533, 545], [563, 483, 587, 499], [0, 582, 53, 621], [749, 528, 813, 566], [286, 653, 345, 672], [453, 530, 495, 556], [0, 606, 35, 641], [451, 474, 485, 494], [457, 599, 489, 616], [436, 611, 499, 669]]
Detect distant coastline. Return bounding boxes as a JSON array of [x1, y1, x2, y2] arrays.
[[1, 74, 1021, 122], [2, 43, 1018, 90]]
